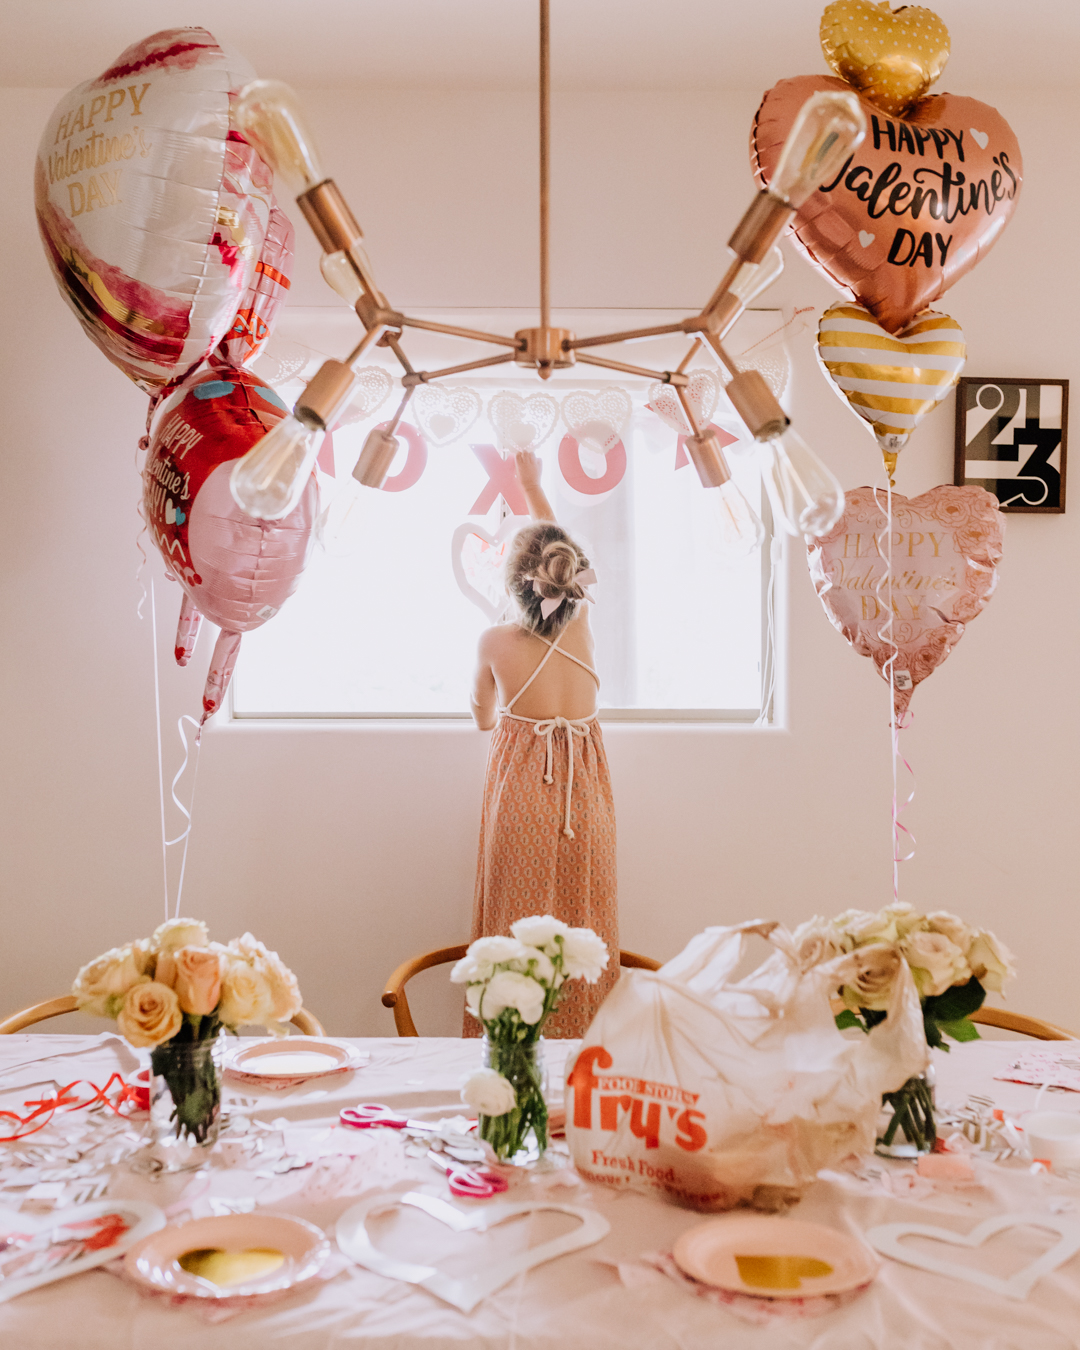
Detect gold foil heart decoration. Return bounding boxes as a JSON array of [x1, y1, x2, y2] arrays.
[[178, 1246, 286, 1287], [820, 0, 950, 117]]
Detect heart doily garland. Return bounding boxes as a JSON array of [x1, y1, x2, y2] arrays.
[[336, 366, 395, 427], [450, 518, 523, 622], [561, 388, 632, 456], [488, 391, 559, 452], [412, 384, 482, 447], [866, 1211, 1080, 1301], [336, 1188, 609, 1313], [647, 370, 721, 435]]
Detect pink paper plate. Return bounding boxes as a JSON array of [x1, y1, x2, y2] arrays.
[[222, 1038, 366, 1083], [123, 1212, 329, 1300], [672, 1214, 879, 1300]]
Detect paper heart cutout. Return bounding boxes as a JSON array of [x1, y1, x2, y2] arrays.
[[867, 1211, 1080, 1301], [337, 366, 394, 426], [0, 1200, 164, 1303], [560, 388, 632, 456], [488, 391, 558, 452], [337, 1189, 610, 1313], [752, 75, 1022, 333], [412, 384, 482, 447], [807, 485, 1004, 717], [820, 0, 950, 117], [451, 518, 522, 623], [647, 370, 721, 435], [817, 303, 965, 451]]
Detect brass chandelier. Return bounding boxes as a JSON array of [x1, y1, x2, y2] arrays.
[[229, 0, 866, 549]]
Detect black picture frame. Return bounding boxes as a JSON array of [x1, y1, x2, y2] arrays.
[[953, 377, 1068, 513]]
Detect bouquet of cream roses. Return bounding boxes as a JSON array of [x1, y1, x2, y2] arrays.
[[452, 915, 608, 1161], [73, 918, 302, 1142]]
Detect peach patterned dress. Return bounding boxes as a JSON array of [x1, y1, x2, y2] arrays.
[[467, 630, 619, 1039]]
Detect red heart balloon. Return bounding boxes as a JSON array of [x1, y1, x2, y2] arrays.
[[752, 76, 1022, 333], [806, 485, 1004, 716]]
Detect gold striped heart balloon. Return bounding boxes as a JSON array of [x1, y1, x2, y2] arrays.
[[817, 302, 965, 480]]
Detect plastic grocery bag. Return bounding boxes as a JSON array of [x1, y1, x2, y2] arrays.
[[565, 921, 927, 1211]]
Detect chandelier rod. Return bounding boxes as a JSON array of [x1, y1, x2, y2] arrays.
[[539, 0, 551, 331]]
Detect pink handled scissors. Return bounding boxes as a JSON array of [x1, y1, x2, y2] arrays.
[[339, 1103, 438, 1132], [427, 1150, 509, 1199]]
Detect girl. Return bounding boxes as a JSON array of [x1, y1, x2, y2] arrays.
[[468, 450, 618, 1038]]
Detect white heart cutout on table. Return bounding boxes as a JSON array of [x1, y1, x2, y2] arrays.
[[412, 385, 482, 447], [866, 1211, 1080, 1301], [451, 518, 525, 622], [647, 369, 721, 435], [337, 366, 394, 426], [859, 231, 875, 248], [971, 128, 990, 149], [0, 1200, 164, 1303], [337, 1189, 610, 1313], [560, 388, 632, 456], [488, 391, 559, 452]]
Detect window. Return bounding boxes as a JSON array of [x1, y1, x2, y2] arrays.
[[231, 310, 784, 722]]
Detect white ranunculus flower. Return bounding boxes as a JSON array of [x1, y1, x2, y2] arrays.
[[925, 911, 972, 952], [478, 971, 547, 1024], [464, 983, 485, 1020], [509, 945, 557, 985], [966, 929, 1016, 993], [451, 936, 530, 984], [151, 918, 210, 953], [836, 904, 918, 948], [901, 930, 970, 998], [560, 927, 609, 983], [461, 1068, 517, 1117], [510, 915, 570, 953]]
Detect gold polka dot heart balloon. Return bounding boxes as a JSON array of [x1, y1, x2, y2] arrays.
[[817, 302, 965, 480], [820, 0, 950, 117]]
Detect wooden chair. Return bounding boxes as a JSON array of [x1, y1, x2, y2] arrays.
[[382, 944, 662, 1037], [831, 998, 1075, 1042], [0, 996, 325, 1038]]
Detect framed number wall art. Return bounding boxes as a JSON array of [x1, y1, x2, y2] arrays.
[[954, 377, 1068, 513]]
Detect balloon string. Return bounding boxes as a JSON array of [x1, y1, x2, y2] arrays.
[[168, 715, 203, 919], [755, 533, 781, 726], [150, 580, 170, 921]]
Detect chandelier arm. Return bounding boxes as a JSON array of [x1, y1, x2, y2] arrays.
[[396, 315, 523, 349], [402, 352, 517, 386], [675, 384, 703, 438], [676, 338, 703, 376], [575, 352, 681, 383], [565, 321, 691, 350], [539, 0, 550, 330], [698, 257, 744, 330], [701, 331, 743, 381], [343, 323, 390, 370], [384, 384, 416, 436], [382, 333, 417, 377]]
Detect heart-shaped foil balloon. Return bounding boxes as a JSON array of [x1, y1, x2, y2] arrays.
[[817, 303, 965, 467], [337, 366, 394, 426], [487, 391, 559, 452], [820, 0, 950, 118], [647, 370, 721, 435], [412, 384, 482, 447], [752, 75, 1022, 333], [560, 388, 632, 455], [807, 485, 1004, 716]]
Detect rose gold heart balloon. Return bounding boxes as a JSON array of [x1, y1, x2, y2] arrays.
[[807, 485, 1004, 716], [752, 75, 1022, 333], [820, 0, 950, 118]]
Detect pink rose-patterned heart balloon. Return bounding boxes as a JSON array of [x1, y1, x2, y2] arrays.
[[807, 485, 1004, 716]]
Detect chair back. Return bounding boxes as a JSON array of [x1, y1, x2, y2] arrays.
[[0, 996, 325, 1038]]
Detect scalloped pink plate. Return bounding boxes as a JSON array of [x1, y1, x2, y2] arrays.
[[673, 1215, 879, 1300], [223, 1038, 366, 1083], [123, 1213, 329, 1300]]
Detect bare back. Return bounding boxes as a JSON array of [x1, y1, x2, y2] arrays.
[[480, 610, 599, 722]]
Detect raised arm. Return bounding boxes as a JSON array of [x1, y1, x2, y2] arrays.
[[515, 450, 556, 523]]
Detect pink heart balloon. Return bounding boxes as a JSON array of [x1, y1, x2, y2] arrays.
[[807, 485, 1004, 716], [751, 75, 1023, 333]]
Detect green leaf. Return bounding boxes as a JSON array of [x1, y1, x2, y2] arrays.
[[939, 1017, 981, 1043], [923, 1014, 946, 1051], [927, 978, 986, 1025], [834, 1009, 863, 1032]]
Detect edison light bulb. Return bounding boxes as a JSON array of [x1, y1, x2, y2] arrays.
[[758, 430, 844, 538], [705, 480, 765, 558], [320, 251, 363, 305], [229, 416, 321, 520], [770, 91, 865, 208], [730, 246, 785, 305], [235, 80, 327, 197]]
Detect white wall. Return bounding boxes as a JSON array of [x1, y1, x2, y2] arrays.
[[2, 80, 1077, 1037]]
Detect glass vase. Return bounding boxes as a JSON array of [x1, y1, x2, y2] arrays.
[[148, 1037, 222, 1171], [480, 1036, 548, 1164], [877, 1065, 936, 1157]]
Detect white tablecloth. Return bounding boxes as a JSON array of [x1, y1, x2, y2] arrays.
[[1, 1035, 1079, 1349]]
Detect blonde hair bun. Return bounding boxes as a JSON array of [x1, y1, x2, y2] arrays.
[[505, 524, 592, 638]]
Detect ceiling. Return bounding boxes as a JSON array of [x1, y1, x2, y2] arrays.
[[3, 0, 1077, 92]]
